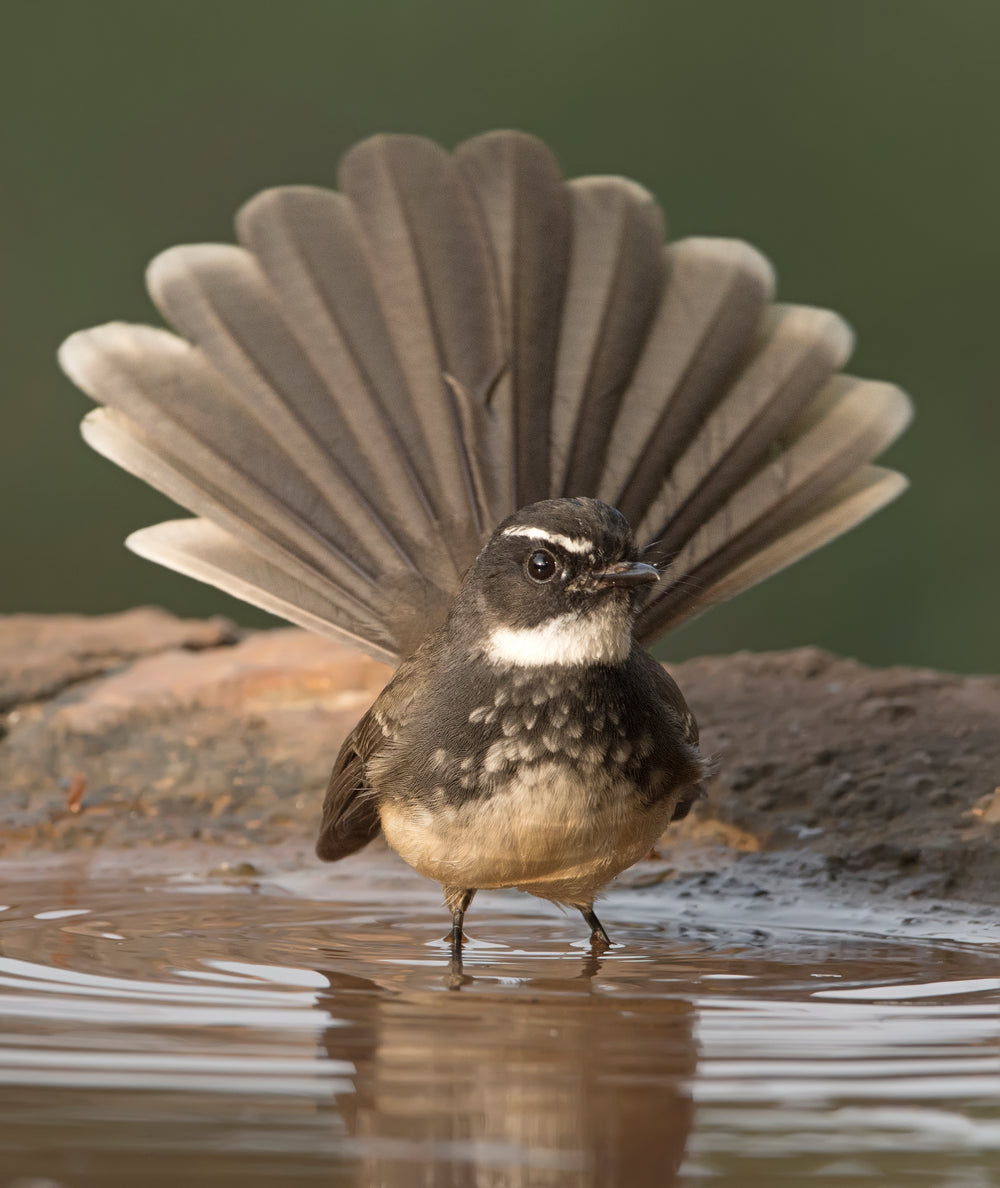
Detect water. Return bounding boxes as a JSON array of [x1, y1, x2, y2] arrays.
[[1, 859, 998, 1187]]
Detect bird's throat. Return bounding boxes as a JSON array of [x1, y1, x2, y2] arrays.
[[482, 604, 633, 668]]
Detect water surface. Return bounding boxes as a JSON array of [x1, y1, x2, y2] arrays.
[[1, 862, 998, 1186]]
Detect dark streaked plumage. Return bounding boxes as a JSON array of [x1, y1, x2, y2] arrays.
[[59, 131, 912, 956], [319, 498, 706, 948]]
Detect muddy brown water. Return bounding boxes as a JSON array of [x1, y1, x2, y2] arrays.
[[0, 853, 998, 1188]]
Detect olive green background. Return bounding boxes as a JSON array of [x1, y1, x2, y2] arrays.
[[2, 1, 997, 672]]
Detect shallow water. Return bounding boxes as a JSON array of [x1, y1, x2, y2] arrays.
[[1, 860, 998, 1187]]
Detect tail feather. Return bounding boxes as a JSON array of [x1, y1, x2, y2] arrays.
[[661, 377, 912, 572], [146, 244, 427, 575], [127, 519, 399, 662], [550, 177, 666, 498], [60, 326, 391, 596], [235, 185, 445, 530], [80, 407, 384, 619], [635, 303, 855, 561], [338, 134, 507, 548], [456, 131, 572, 511], [636, 379, 913, 636], [599, 238, 776, 525], [637, 466, 908, 639], [60, 131, 913, 662]]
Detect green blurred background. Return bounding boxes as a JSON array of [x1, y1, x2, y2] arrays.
[[2, 0, 997, 672]]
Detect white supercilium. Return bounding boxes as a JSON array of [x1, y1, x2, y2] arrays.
[[501, 527, 595, 556]]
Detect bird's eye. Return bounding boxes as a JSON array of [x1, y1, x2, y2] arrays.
[[526, 549, 558, 583]]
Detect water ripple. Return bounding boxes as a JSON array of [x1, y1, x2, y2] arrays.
[[1, 873, 998, 1186]]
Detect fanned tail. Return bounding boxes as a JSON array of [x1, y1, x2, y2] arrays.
[[60, 130, 912, 663]]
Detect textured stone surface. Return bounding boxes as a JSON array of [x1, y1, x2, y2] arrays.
[[0, 607, 239, 711], [0, 613, 391, 854], [1, 612, 998, 904], [679, 648, 1000, 902]]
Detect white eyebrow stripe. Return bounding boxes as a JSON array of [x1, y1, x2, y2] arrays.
[[501, 527, 594, 555]]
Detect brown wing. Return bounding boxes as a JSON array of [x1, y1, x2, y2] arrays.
[[315, 718, 381, 862], [315, 645, 431, 862], [634, 648, 705, 823]]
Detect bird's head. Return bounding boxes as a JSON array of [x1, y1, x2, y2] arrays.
[[453, 498, 658, 668]]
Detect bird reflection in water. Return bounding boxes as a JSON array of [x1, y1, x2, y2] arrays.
[[311, 947, 697, 1187]]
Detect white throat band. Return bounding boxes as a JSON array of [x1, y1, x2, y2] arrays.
[[484, 609, 631, 668]]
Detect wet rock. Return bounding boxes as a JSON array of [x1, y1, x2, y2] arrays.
[[1, 612, 999, 906]]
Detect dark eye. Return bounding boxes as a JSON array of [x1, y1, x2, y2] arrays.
[[526, 549, 558, 583]]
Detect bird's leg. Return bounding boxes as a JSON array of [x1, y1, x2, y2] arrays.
[[444, 887, 476, 963], [579, 905, 612, 949]]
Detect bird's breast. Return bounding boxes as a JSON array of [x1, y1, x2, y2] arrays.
[[372, 665, 668, 806], [378, 759, 676, 902], [371, 661, 694, 901]]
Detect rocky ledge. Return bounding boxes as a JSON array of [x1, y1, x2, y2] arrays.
[[1, 610, 998, 905]]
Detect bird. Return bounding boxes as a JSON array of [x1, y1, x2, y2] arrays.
[[318, 495, 706, 956], [58, 130, 912, 960]]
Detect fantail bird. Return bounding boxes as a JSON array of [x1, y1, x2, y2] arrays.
[[58, 131, 912, 959]]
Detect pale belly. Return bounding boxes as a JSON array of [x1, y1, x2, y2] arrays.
[[378, 761, 678, 906]]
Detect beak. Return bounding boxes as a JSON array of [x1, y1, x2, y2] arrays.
[[590, 560, 660, 589]]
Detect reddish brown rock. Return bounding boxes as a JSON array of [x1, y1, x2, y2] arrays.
[[0, 607, 239, 711], [1, 612, 998, 905], [0, 614, 391, 854]]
